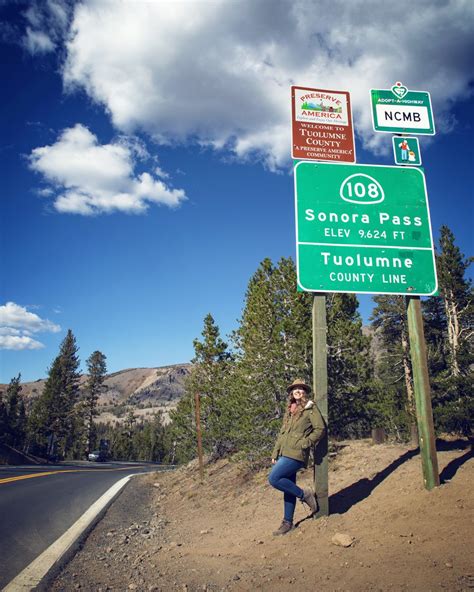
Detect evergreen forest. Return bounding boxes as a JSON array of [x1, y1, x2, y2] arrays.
[[1, 226, 472, 466]]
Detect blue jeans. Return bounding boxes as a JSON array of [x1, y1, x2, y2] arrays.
[[268, 456, 304, 522]]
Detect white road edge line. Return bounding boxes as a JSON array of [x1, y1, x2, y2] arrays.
[[3, 473, 140, 592]]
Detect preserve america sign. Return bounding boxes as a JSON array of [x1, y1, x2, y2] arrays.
[[291, 86, 356, 163]]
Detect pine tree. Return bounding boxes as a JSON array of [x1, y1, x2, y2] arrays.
[[28, 330, 81, 458], [168, 257, 380, 461], [228, 257, 318, 459], [146, 411, 167, 462], [167, 392, 197, 464], [0, 389, 7, 444], [93, 411, 170, 463], [121, 411, 136, 460], [422, 294, 448, 376], [424, 226, 473, 435], [167, 314, 233, 462], [436, 226, 473, 376], [370, 295, 414, 436], [230, 258, 289, 459], [169, 258, 305, 463], [4, 374, 27, 448], [272, 257, 313, 382], [125, 412, 168, 462], [185, 313, 233, 459], [326, 293, 373, 438], [16, 398, 27, 450], [84, 351, 107, 455]]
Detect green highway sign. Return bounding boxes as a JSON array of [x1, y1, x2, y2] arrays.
[[371, 82, 435, 135], [294, 161, 437, 295], [392, 135, 422, 166]]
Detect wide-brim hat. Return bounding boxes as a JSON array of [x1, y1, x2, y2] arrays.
[[287, 378, 311, 394]]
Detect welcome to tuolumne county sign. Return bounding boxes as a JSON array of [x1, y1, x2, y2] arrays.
[[294, 161, 438, 295], [291, 86, 356, 163]]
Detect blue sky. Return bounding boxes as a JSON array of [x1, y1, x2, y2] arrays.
[[1, 0, 473, 382]]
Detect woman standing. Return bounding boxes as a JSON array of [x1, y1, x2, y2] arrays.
[[269, 378, 325, 535]]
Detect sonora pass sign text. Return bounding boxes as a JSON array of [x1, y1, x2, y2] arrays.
[[294, 162, 437, 295]]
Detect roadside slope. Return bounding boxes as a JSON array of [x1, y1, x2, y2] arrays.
[[51, 440, 473, 592]]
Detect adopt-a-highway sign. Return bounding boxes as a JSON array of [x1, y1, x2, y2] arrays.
[[294, 161, 438, 295], [371, 82, 435, 135]]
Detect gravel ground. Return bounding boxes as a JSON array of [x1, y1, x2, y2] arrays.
[[51, 439, 473, 592]]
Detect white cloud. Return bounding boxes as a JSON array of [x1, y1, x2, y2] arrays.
[[21, 0, 72, 55], [29, 124, 187, 215], [0, 302, 61, 351], [60, 0, 474, 169], [154, 166, 170, 180], [0, 302, 61, 333], [23, 27, 55, 54], [0, 335, 44, 351]]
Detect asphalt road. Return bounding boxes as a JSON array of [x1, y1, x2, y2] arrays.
[[0, 461, 162, 589]]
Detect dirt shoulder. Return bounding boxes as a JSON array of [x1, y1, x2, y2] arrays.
[[51, 440, 473, 592]]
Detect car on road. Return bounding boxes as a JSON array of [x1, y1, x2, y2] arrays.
[[88, 450, 107, 462]]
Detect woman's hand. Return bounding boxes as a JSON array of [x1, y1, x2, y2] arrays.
[[271, 458, 277, 464]]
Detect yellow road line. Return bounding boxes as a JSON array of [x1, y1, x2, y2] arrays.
[[0, 471, 72, 485], [0, 466, 146, 486]]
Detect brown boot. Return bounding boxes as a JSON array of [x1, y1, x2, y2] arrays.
[[301, 488, 318, 514], [272, 520, 294, 536]]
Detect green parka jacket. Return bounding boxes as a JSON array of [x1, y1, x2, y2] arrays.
[[271, 400, 325, 467]]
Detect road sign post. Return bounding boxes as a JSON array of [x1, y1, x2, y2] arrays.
[[406, 296, 440, 490], [294, 161, 437, 296], [312, 293, 328, 517]]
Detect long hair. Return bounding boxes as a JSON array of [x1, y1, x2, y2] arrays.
[[282, 390, 309, 426]]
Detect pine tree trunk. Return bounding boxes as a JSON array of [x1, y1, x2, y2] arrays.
[[86, 409, 93, 456], [444, 290, 461, 376]]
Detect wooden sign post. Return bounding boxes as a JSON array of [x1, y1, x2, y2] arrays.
[[406, 296, 440, 489], [312, 293, 329, 516]]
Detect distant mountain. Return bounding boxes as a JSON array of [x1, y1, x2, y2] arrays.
[[0, 364, 191, 425]]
